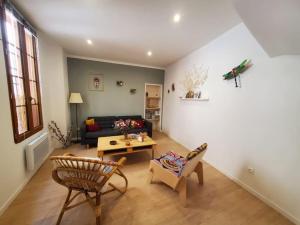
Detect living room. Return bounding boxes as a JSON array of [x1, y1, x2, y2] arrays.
[[0, 0, 299, 225]]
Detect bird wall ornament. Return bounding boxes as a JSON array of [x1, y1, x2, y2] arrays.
[[222, 59, 252, 88]]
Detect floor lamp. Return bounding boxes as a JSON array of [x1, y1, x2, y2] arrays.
[[69, 93, 83, 143]]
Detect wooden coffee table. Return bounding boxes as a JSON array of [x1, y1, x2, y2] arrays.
[[97, 135, 157, 159]]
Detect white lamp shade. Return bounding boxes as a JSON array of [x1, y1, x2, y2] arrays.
[[69, 93, 83, 104]]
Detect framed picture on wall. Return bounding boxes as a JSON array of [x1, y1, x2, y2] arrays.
[[88, 74, 104, 91]]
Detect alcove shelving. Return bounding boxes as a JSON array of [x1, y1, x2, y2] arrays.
[[144, 84, 162, 131]]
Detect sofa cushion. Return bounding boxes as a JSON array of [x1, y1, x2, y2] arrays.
[[128, 127, 148, 134], [117, 115, 142, 120], [89, 116, 116, 121], [100, 121, 115, 129], [89, 116, 116, 128], [85, 128, 121, 139]]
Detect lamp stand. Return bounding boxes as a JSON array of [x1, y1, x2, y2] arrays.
[[75, 104, 79, 143]]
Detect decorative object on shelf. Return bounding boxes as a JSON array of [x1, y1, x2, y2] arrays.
[[69, 93, 83, 142], [172, 83, 175, 92], [116, 81, 124, 86], [146, 92, 149, 97], [222, 59, 252, 88], [181, 65, 208, 98], [88, 74, 104, 91], [185, 90, 194, 98], [130, 88, 137, 94], [195, 91, 201, 98], [48, 121, 72, 148]]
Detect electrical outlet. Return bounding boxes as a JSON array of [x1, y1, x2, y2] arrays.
[[248, 167, 255, 175]]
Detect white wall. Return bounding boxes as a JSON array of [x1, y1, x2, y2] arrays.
[[0, 30, 69, 214], [163, 23, 300, 224], [39, 33, 70, 148]]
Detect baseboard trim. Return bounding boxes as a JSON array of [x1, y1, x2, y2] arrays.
[[161, 131, 299, 225], [205, 160, 300, 225], [0, 147, 54, 216]]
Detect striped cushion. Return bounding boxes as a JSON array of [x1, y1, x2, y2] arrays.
[[186, 143, 208, 160]]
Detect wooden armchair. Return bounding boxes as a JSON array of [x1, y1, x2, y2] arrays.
[[149, 143, 207, 206], [50, 153, 128, 225]]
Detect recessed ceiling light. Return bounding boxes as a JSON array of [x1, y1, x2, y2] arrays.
[[147, 51, 152, 56], [173, 13, 181, 23], [86, 39, 93, 45]]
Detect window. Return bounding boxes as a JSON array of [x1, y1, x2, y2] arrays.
[[1, 2, 43, 143]]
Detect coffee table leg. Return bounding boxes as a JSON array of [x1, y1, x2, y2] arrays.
[[98, 151, 104, 160], [151, 145, 155, 159]]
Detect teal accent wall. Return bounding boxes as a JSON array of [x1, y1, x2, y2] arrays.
[[67, 58, 164, 126]]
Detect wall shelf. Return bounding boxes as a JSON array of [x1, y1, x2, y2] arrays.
[[145, 107, 160, 110], [147, 96, 160, 99], [179, 97, 209, 101], [146, 118, 160, 121]]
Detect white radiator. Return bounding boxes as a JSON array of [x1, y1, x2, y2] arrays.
[[25, 132, 50, 171]]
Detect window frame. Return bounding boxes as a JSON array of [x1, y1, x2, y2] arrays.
[[0, 1, 43, 143]]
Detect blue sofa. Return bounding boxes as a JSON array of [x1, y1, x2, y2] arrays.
[[80, 115, 152, 146]]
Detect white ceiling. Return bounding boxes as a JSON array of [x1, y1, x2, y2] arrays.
[[12, 0, 241, 68], [234, 0, 300, 57]]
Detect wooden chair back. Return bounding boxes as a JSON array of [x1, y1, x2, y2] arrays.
[[50, 154, 126, 192], [181, 143, 207, 177]]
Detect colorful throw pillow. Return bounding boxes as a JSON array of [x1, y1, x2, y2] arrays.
[[186, 143, 208, 160], [125, 119, 131, 127], [131, 120, 144, 128], [87, 123, 101, 132], [135, 120, 144, 128], [114, 119, 127, 129], [130, 120, 137, 128], [154, 151, 187, 177], [85, 119, 95, 126]]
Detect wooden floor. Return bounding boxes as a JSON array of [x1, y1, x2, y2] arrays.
[[0, 132, 293, 225]]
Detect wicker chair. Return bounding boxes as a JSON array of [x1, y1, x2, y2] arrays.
[[50, 153, 128, 225]]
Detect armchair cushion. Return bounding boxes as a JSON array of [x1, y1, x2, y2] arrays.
[[154, 151, 187, 177]]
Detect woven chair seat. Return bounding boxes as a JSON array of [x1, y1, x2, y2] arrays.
[[50, 153, 128, 225]]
